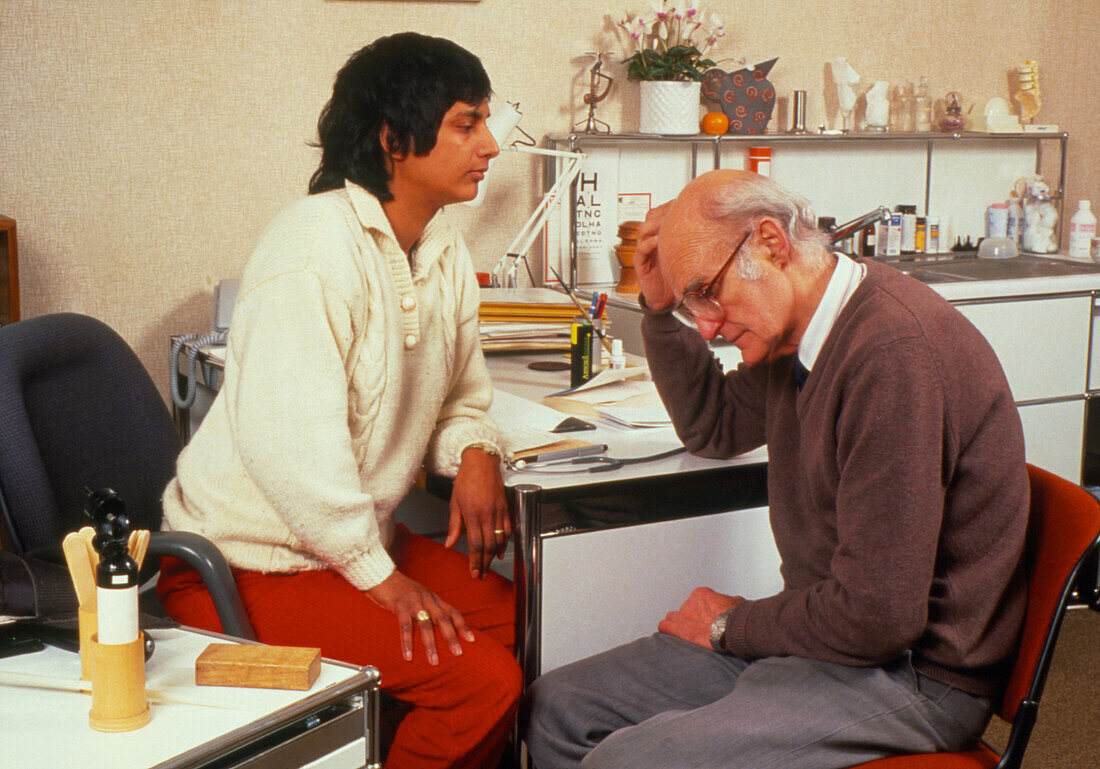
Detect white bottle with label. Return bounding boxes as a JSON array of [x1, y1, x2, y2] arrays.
[[1006, 198, 1023, 246], [1068, 200, 1097, 260]]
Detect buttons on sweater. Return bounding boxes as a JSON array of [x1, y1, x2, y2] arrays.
[[401, 295, 416, 311], [404, 334, 418, 350]]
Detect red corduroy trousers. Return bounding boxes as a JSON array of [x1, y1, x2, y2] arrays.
[[157, 525, 521, 769]]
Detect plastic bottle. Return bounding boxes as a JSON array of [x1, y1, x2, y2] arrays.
[[609, 338, 626, 370], [897, 205, 917, 254], [925, 216, 940, 253], [748, 146, 772, 177], [1006, 197, 1023, 246], [986, 203, 1009, 239], [884, 212, 903, 256], [1068, 200, 1097, 259]]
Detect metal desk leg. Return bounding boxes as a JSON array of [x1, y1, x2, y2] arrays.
[[512, 483, 542, 769], [364, 674, 382, 769]]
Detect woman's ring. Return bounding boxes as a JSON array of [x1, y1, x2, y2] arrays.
[[494, 529, 506, 536], [416, 610, 431, 623]]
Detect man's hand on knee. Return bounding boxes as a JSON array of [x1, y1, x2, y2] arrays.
[[658, 586, 743, 650]]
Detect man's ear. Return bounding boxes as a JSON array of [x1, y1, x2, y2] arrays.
[[757, 218, 792, 267], [379, 125, 405, 162]]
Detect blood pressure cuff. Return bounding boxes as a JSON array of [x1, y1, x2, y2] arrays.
[[0, 550, 78, 618]]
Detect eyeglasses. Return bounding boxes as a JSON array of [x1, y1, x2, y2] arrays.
[[671, 230, 752, 329]]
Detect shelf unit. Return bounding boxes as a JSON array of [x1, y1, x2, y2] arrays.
[[542, 131, 1068, 288]]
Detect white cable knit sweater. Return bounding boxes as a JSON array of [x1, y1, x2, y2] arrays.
[[162, 182, 501, 591]]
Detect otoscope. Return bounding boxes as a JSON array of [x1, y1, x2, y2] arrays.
[[84, 488, 153, 659]]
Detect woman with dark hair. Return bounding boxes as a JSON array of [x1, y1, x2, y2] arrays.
[[158, 33, 521, 769]]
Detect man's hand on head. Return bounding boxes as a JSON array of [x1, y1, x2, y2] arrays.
[[657, 586, 743, 651], [635, 202, 677, 312]]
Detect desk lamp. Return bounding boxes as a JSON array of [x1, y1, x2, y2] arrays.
[[470, 100, 586, 288]]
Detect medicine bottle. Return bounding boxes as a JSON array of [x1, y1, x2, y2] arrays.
[[748, 146, 771, 177], [1006, 198, 1023, 246], [1068, 200, 1097, 260], [914, 217, 927, 253], [926, 216, 940, 253], [897, 205, 917, 254], [986, 203, 1009, 239]]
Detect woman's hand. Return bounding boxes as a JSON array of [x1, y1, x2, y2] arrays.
[[447, 446, 511, 578], [367, 569, 475, 665], [635, 202, 677, 312]]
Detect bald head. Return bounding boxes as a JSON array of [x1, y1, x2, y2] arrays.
[[657, 170, 830, 293]]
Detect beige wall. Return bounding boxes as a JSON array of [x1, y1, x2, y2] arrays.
[[3, 0, 1098, 399]]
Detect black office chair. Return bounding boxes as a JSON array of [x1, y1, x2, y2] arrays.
[[0, 313, 255, 639]]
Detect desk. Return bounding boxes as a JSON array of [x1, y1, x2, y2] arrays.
[[487, 353, 777, 684], [0, 626, 381, 769], [171, 340, 778, 681]]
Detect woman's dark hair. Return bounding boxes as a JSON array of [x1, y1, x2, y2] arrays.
[[308, 33, 492, 199]]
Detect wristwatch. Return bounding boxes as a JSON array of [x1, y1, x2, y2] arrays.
[[709, 607, 734, 653]]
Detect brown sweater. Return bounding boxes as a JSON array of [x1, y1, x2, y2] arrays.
[[642, 259, 1028, 696]]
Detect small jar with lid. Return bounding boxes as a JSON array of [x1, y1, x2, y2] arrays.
[[1021, 187, 1059, 254]]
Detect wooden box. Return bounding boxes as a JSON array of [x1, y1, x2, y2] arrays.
[[195, 643, 322, 691]]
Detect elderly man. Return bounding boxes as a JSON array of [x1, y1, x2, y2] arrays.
[[522, 170, 1029, 769]]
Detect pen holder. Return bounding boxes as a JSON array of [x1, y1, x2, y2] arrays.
[[78, 605, 97, 681], [89, 633, 150, 732]]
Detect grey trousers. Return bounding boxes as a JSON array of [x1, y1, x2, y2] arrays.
[[521, 634, 992, 769]]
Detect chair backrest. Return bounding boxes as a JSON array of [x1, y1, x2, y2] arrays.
[[995, 465, 1100, 751], [0, 313, 182, 555]]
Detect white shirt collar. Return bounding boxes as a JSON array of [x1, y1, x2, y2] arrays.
[[798, 253, 866, 372]]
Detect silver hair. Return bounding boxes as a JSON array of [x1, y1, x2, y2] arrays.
[[707, 174, 831, 278]]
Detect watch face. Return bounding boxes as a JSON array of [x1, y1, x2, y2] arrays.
[[710, 611, 728, 651]]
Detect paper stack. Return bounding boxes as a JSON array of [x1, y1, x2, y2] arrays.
[[478, 288, 604, 352], [540, 367, 672, 428]]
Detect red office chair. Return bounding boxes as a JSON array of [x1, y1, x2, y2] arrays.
[[850, 464, 1100, 769]]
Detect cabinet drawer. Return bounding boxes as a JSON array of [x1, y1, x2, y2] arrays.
[[540, 506, 780, 674], [1017, 399, 1085, 484], [1090, 297, 1100, 391], [955, 296, 1090, 402]]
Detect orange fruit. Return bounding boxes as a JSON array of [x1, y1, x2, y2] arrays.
[[701, 111, 729, 135]]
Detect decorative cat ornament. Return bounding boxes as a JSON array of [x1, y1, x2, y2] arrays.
[[701, 58, 778, 135]]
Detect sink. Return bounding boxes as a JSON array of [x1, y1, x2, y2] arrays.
[[880, 254, 1100, 284]]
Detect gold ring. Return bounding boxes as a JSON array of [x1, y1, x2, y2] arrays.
[[416, 610, 431, 623], [494, 529, 506, 536]]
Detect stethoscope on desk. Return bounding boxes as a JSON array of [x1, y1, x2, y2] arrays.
[[506, 446, 687, 473]]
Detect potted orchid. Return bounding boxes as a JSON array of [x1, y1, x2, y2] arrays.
[[616, 0, 725, 82], [613, 1, 728, 134]]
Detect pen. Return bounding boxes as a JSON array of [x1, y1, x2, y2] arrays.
[[547, 264, 615, 355], [518, 443, 608, 465]]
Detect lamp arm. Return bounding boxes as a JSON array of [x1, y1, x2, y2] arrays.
[[491, 150, 586, 287]]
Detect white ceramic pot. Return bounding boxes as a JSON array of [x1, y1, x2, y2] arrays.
[[639, 80, 702, 135]]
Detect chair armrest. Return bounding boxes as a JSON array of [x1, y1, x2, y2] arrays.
[[148, 531, 256, 640]]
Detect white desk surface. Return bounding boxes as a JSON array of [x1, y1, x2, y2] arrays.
[[487, 352, 766, 492], [0, 627, 370, 769]]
